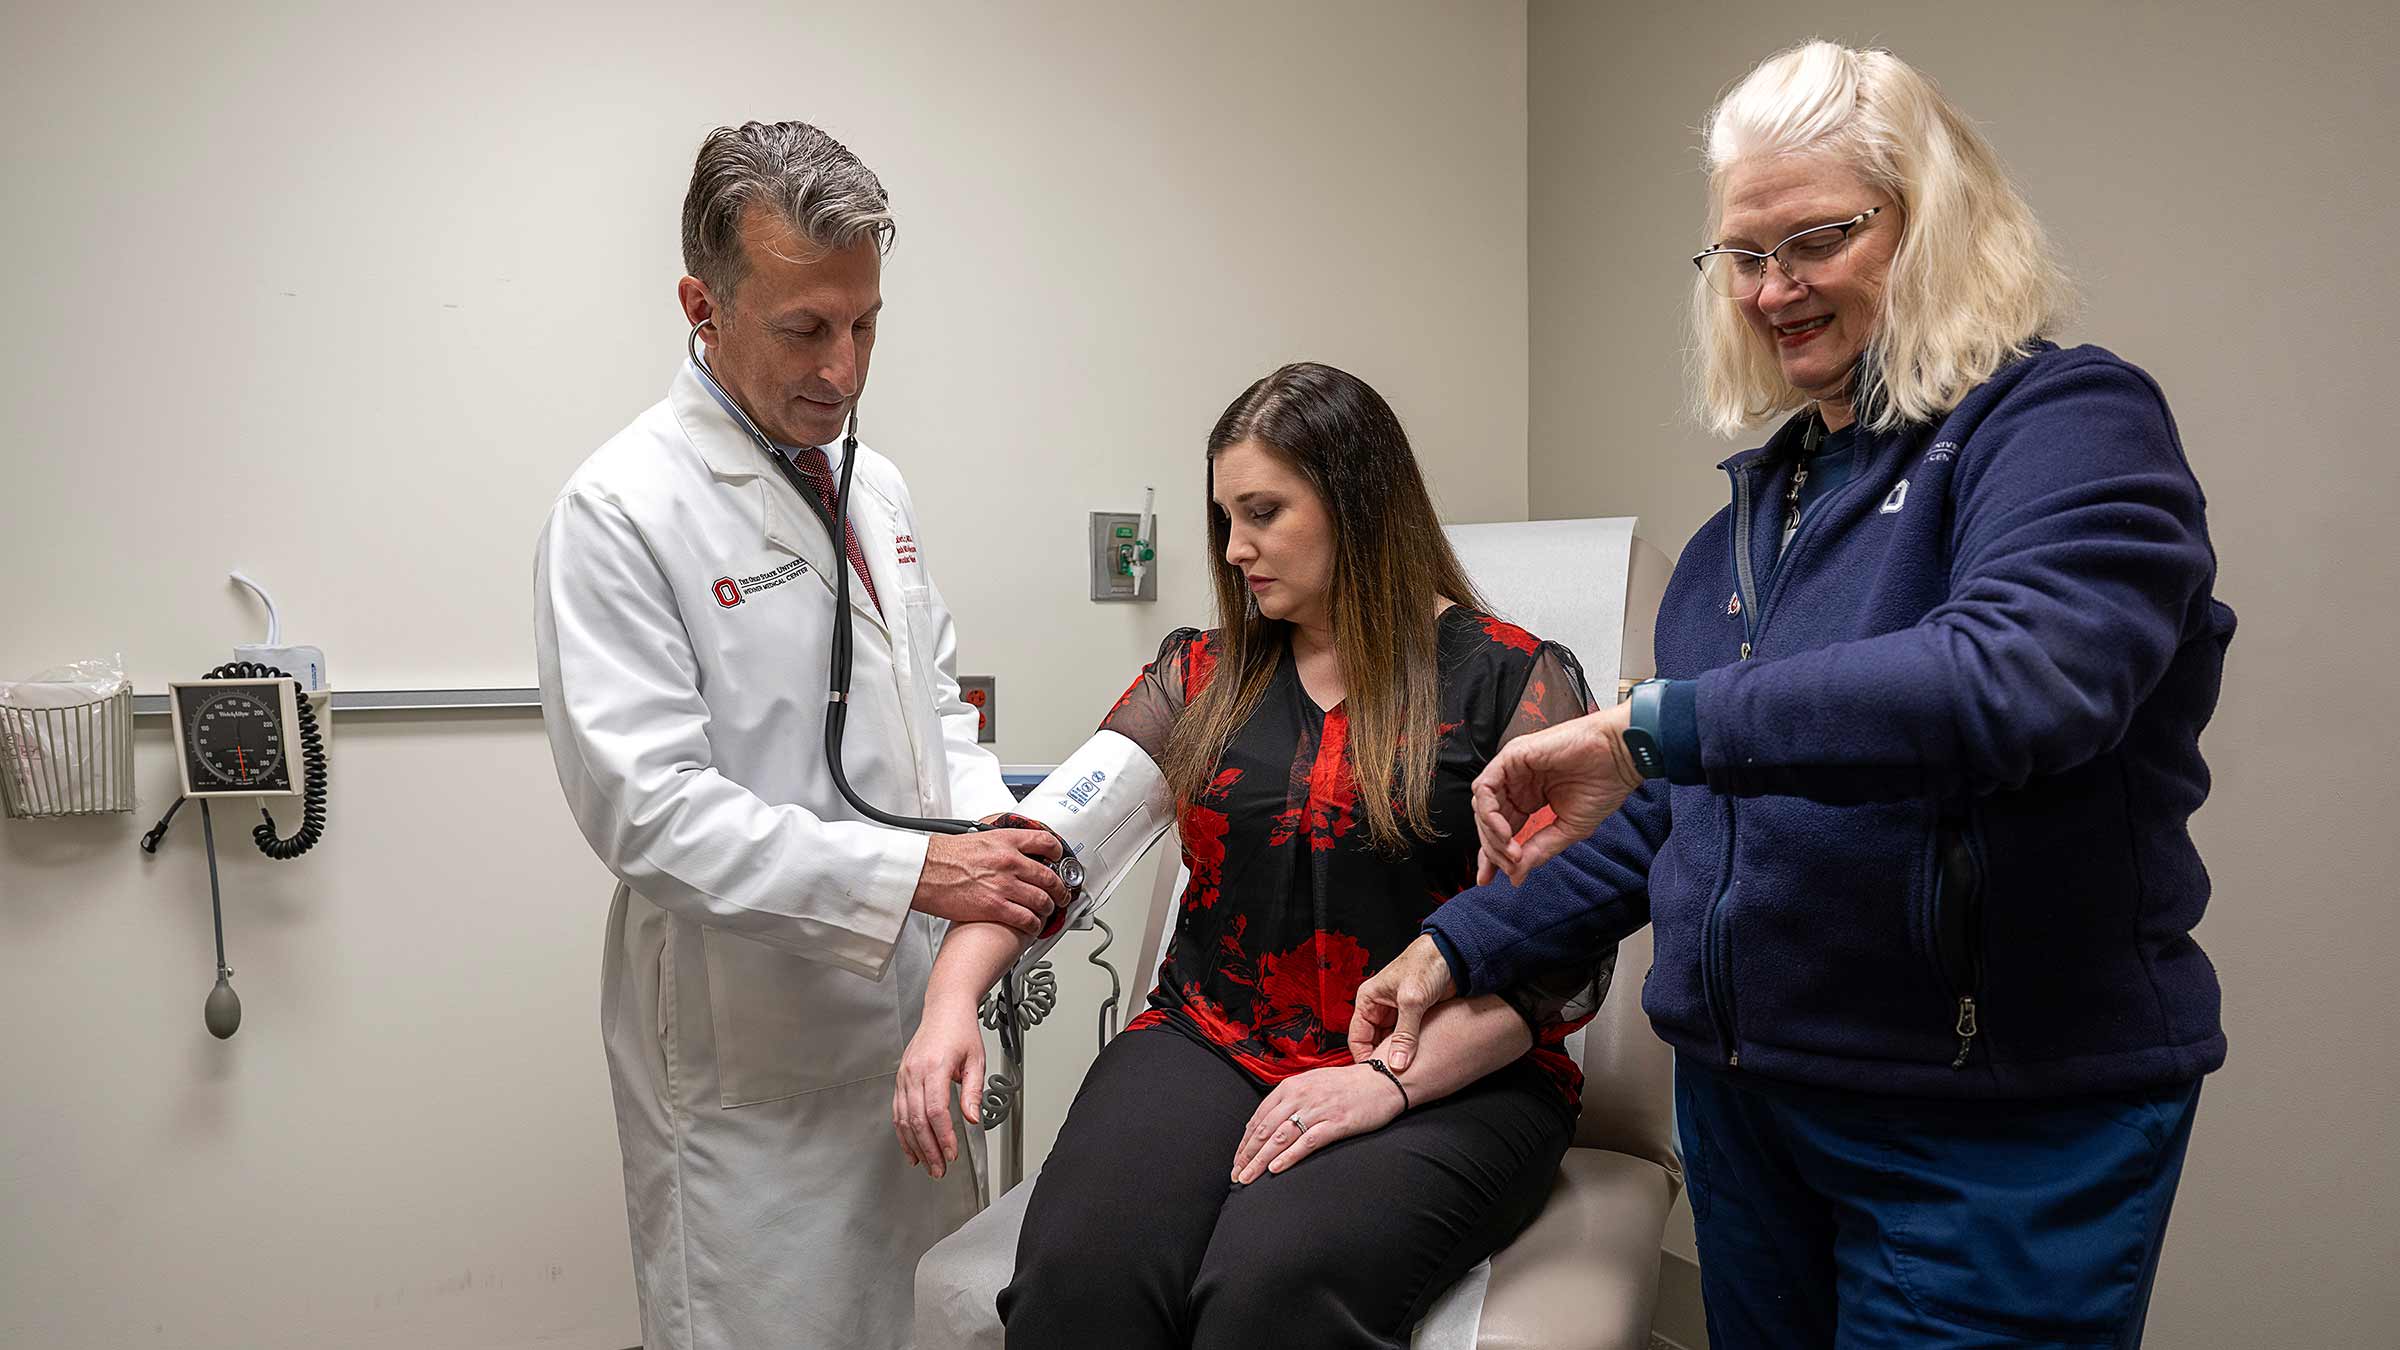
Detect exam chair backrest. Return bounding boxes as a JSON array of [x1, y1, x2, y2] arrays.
[[1571, 924, 1677, 1172]]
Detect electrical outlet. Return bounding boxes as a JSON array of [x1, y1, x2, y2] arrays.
[[959, 676, 996, 743], [1088, 511, 1158, 602]]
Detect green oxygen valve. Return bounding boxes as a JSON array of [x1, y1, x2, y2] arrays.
[[1127, 487, 1156, 590], [1088, 495, 1160, 602]]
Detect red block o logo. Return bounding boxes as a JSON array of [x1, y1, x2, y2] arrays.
[[713, 577, 744, 608]]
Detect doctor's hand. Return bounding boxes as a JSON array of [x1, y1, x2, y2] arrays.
[[894, 997, 985, 1180], [1471, 702, 1643, 887], [912, 829, 1067, 936], [1230, 1063, 1406, 1183], [1347, 935, 1458, 1073]]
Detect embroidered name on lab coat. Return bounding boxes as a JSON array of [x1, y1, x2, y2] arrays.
[[716, 558, 814, 607]]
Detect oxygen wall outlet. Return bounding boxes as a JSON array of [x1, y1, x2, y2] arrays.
[[1088, 512, 1158, 603]]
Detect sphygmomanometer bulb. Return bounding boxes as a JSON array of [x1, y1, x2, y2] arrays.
[[205, 970, 242, 1039]]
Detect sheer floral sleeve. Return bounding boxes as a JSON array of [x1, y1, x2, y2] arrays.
[[1499, 640, 1598, 745], [1494, 641, 1617, 1041], [1098, 627, 1211, 761]]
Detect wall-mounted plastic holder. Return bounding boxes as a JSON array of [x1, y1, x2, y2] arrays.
[[1, 673, 135, 819]]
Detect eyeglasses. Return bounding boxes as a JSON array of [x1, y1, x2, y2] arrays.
[[1692, 207, 1882, 299]]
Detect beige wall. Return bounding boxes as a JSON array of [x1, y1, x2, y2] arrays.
[[0, 4, 1527, 1347], [1529, 0, 2399, 1344]]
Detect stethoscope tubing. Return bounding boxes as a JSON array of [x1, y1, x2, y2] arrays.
[[685, 321, 981, 837]]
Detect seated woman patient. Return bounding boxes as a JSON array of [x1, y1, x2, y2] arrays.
[[892, 362, 1613, 1349]]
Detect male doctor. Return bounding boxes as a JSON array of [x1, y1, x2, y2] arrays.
[[535, 121, 1066, 1350]]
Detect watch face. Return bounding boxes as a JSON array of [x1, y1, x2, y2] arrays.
[[177, 683, 294, 794]]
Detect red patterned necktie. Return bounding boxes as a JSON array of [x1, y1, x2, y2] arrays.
[[790, 447, 882, 616]]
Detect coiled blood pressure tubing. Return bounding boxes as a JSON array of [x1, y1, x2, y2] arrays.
[[686, 325, 1173, 1147]]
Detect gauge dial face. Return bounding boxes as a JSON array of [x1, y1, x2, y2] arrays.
[[176, 684, 293, 794]]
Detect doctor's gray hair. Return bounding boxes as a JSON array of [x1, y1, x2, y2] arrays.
[[681, 121, 895, 309]]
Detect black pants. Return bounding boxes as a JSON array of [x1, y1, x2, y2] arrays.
[[999, 1024, 1571, 1349]]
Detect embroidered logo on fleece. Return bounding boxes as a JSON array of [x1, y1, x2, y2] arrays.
[[1880, 480, 1911, 514]]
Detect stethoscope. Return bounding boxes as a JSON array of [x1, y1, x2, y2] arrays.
[[686, 318, 1001, 841]]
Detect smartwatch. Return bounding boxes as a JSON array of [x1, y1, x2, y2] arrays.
[[1622, 678, 1670, 779]]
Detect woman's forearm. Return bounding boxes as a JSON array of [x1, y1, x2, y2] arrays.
[[1375, 993, 1535, 1108], [925, 921, 1025, 1016]]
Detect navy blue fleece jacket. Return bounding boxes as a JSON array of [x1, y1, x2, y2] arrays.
[[1427, 343, 2234, 1098]]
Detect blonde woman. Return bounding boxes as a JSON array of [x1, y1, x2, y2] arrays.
[[1355, 42, 2233, 1347]]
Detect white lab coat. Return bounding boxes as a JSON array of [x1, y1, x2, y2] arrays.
[[535, 360, 1019, 1350]]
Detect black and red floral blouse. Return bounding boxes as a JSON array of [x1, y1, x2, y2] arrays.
[[1108, 606, 1614, 1109]]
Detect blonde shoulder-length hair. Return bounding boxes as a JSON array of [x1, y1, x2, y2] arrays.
[[1690, 41, 2077, 437]]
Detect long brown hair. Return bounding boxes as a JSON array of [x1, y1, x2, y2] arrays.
[[1164, 362, 1488, 851]]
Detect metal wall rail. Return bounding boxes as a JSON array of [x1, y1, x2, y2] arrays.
[[131, 688, 544, 717]]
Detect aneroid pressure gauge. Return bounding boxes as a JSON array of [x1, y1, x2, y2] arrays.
[[146, 668, 329, 1041], [168, 679, 302, 798]]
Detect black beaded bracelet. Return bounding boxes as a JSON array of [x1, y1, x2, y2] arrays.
[[1363, 1057, 1410, 1111]]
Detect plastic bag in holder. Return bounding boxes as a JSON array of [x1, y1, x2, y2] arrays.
[[1, 656, 132, 814]]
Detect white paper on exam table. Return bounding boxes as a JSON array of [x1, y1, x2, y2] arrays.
[[1443, 516, 1635, 708]]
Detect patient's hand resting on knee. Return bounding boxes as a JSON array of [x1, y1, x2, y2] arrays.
[[1233, 990, 1540, 1183], [1230, 1059, 1409, 1184]]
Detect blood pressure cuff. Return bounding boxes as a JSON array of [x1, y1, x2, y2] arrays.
[[1001, 730, 1174, 967]]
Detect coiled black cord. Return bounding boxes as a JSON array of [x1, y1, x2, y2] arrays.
[[213, 662, 328, 858], [139, 662, 328, 858]]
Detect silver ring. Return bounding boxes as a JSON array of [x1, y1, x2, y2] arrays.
[[1288, 1113, 1305, 1131]]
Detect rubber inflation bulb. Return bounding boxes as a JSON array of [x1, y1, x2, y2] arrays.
[[205, 973, 242, 1039]]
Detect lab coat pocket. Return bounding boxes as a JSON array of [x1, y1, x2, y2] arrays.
[[898, 583, 938, 680], [895, 584, 949, 808], [699, 925, 908, 1108], [898, 584, 936, 659]]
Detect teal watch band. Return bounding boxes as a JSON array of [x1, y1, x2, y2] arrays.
[[1623, 678, 1669, 779]]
